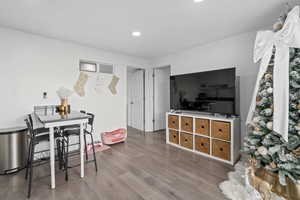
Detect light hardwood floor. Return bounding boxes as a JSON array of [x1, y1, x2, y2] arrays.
[[0, 128, 233, 200]]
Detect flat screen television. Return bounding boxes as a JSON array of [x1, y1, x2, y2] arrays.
[[170, 68, 236, 115]]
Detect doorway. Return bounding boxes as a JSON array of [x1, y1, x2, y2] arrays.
[[127, 67, 145, 133], [153, 66, 171, 131]]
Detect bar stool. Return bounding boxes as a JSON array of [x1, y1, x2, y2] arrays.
[[63, 112, 98, 181], [24, 115, 63, 198]]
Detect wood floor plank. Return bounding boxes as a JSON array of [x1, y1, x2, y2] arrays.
[[0, 127, 232, 200]]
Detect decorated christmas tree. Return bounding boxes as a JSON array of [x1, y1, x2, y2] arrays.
[[244, 47, 300, 185]]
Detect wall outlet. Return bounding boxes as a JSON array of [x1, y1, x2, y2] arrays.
[[43, 92, 47, 99]]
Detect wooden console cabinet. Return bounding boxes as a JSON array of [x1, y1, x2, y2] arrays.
[[166, 112, 240, 165]]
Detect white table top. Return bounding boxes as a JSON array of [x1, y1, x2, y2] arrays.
[[35, 110, 90, 124]]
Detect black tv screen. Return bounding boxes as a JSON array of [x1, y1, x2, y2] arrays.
[[170, 68, 236, 115]]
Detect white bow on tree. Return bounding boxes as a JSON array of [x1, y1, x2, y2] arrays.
[[246, 6, 300, 141]]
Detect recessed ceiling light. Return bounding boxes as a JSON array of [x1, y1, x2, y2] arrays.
[[194, 0, 204, 2], [132, 31, 141, 37]]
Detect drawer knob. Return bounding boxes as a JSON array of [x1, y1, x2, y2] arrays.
[[219, 129, 223, 132], [201, 126, 205, 128], [201, 143, 204, 146], [173, 135, 176, 138], [185, 139, 188, 142], [185, 123, 189, 126], [220, 147, 223, 152], [172, 121, 175, 124]]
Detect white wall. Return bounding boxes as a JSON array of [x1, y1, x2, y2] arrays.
[[0, 27, 150, 141], [0, 26, 262, 142], [153, 31, 260, 141]]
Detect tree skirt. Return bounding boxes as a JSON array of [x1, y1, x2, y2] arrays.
[[219, 160, 285, 200]]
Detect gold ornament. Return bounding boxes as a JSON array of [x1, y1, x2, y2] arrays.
[[292, 147, 300, 157], [265, 73, 272, 79], [256, 96, 262, 102], [269, 162, 277, 169], [255, 127, 261, 132], [297, 104, 300, 110]]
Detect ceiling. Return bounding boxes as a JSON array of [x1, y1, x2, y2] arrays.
[[0, 0, 287, 59]]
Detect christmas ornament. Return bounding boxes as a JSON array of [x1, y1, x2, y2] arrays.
[[292, 147, 300, 157], [256, 96, 262, 102], [258, 146, 268, 156], [255, 127, 261, 132], [267, 87, 273, 94], [267, 122, 273, 130], [253, 117, 261, 123], [265, 73, 272, 80], [273, 14, 287, 32], [270, 162, 277, 169]]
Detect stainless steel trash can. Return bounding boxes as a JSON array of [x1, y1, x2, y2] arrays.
[[0, 126, 28, 174]]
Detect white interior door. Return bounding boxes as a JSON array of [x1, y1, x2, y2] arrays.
[[154, 66, 170, 131], [127, 68, 144, 131]]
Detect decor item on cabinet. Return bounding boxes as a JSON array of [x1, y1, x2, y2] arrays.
[[56, 87, 73, 114], [166, 112, 240, 165], [108, 75, 120, 95], [74, 72, 89, 97], [101, 128, 127, 145], [244, 6, 300, 192]]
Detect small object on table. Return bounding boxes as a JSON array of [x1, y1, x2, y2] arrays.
[[56, 87, 73, 114]]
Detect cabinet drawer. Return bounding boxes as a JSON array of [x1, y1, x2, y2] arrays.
[[169, 130, 179, 144], [180, 132, 193, 150], [211, 121, 231, 141], [168, 115, 179, 129], [181, 117, 193, 132], [195, 118, 210, 136], [195, 136, 210, 155], [212, 139, 231, 161]]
